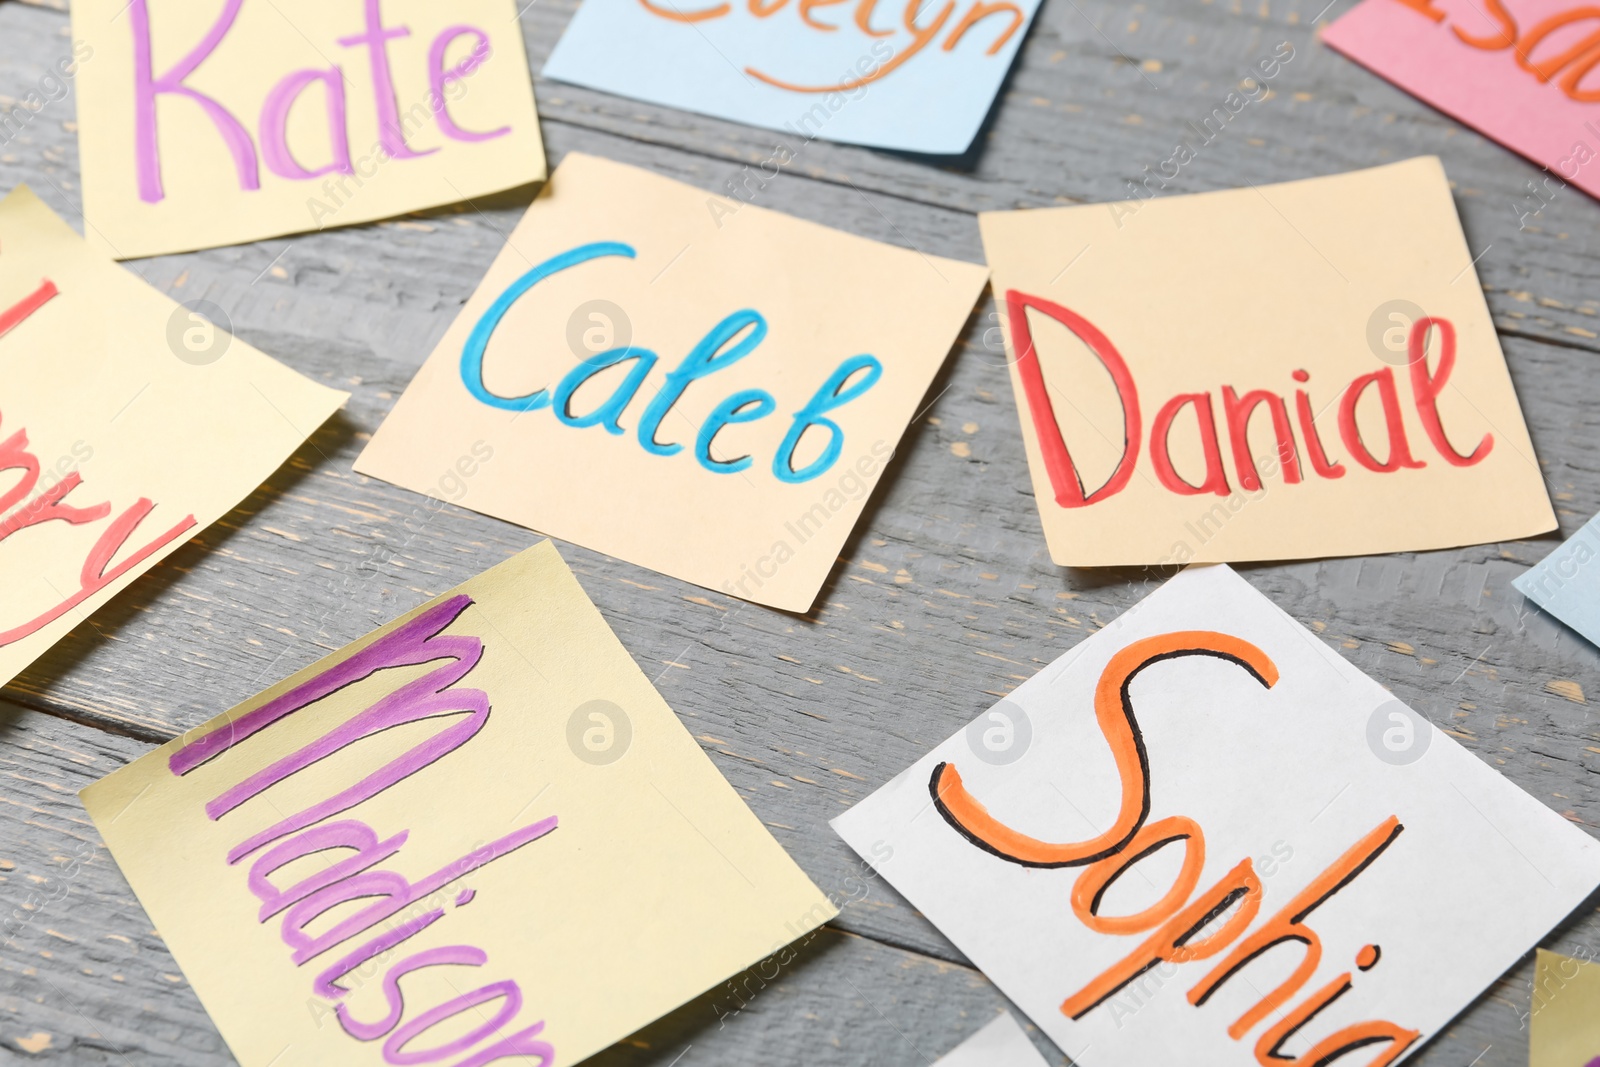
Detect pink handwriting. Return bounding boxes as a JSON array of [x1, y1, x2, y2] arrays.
[[131, 0, 512, 204], [0, 279, 196, 651], [168, 593, 558, 1065]]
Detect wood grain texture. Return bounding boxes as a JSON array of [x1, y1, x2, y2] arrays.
[[0, 0, 1598, 1063]]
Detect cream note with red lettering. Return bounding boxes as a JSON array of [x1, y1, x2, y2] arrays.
[[72, 0, 546, 258], [1325, 0, 1600, 204], [978, 157, 1554, 566], [834, 563, 1600, 1067], [0, 184, 345, 691], [83, 540, 837, 1067]]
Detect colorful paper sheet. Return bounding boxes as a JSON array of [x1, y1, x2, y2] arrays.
[[1324, 0, 1600, 205], [356, 151, 989, 612], [82, 540, 836, 1067], [977, 156, 1555, 567], [72, 0, 547, 259], [540, 0, 1041, 155], [833, 564, 1600, 1067], [1530, 949, 1600, 1067], [0, 184, 346, 690], [934, 1011, 1052, 1066], [1514, 511, 1600, 647]]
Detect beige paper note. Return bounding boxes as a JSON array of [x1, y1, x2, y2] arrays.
[[1530, 949, 1600, 1067], [72, 0, 547, 258], [0, 184, 346, 689], [82, 540, 838, 1067], [979, 156, 1554, 567], [356, 152, 989, 612]]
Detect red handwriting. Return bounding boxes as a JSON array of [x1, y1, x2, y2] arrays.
[[168, 594, 557, 1066], [1394, 0, 1600, 102], [1005, 290, 1492, 508], [0, 280, 195, 650], [930, 631, 1421, 1065]]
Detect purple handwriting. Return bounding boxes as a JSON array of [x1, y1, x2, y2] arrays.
[[168, 594, 557, 1065], [131, 0, 512, 204]]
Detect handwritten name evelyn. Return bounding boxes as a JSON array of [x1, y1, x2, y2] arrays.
[[0, 280, 196, 651], [930, 631, 1419, 1065], [166, 595, 559, 1065], [1006, 291, 1492, 511], [635, 0, 1029, 92]]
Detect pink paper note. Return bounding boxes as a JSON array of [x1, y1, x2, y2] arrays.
[[1324, 0, 1600, 209]]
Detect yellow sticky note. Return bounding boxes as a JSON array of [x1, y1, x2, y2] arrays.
[[1531, 949, 1600, 1067], [355, 152, 990, 612], [72, 0, 547, 258], [82, 541, 837, 1067], [0, 184, 346, 689], [978, 156, 1555, 567]]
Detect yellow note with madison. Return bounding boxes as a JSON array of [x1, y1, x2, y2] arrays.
[[0, 184, 345, 690], [72, 0, 546, 258], [82, 541, 837, 1067], [356, 152, 989, 612], [979, 157, 1555, 567], [1530, 949, 1600, 1067]]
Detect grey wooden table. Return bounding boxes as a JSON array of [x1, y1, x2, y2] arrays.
[[2, 0, 1598, 1063]]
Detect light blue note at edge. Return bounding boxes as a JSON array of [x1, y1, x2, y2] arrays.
[[541, 0, 1043, 155], [1513, 511, 1600, 648]]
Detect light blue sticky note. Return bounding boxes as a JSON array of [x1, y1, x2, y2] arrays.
[[541, 0, 1043, 155], [1513, 512, 1600, 647]]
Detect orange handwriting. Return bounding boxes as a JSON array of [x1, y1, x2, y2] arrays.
[[634, 0, 1026, 91], [930, 630, 1421, 1064]]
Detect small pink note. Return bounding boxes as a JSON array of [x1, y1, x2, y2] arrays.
[[1324, 0, 1600, 206]]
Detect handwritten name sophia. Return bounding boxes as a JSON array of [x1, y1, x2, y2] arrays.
[[930, 631, 1420, 1066]]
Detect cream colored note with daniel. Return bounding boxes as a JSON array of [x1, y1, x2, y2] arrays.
[[0, 184, 345, 690], [356, 152, 989, 612], [979, 157, 1554, 567], [72, 0, 546, 258], [82, 541, 837, 1067]]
